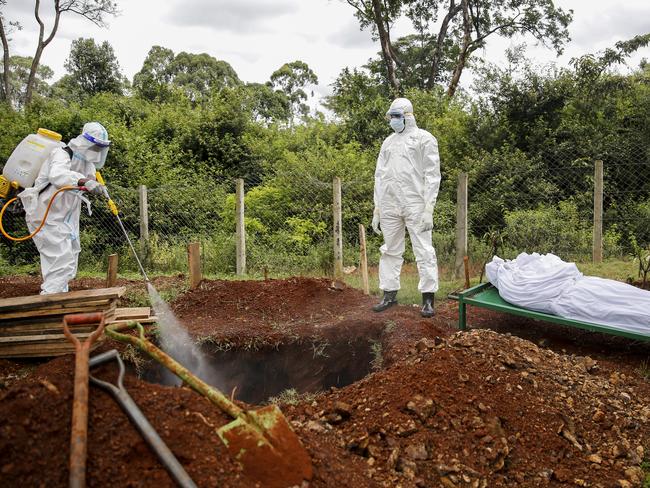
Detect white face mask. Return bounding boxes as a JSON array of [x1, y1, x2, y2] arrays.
[[390, 117, 405, 132]]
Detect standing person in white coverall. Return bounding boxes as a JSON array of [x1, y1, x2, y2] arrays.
[[19, 122, 111, 294], [371, 98, 442, 317]]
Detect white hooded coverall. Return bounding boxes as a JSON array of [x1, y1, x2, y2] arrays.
[[374, 98, 442, 293], [19, 139, 99, 294]]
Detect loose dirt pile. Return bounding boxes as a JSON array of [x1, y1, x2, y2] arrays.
[[0, 276, 648, 487]]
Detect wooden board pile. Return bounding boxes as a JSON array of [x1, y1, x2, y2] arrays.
[[0, 287, 155, 358]]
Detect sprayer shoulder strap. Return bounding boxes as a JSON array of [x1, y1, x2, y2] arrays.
[[37, 146, 73, 196]]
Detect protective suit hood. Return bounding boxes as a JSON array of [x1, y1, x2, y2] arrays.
[[387, 98, 417, 131], [68, 122, 110, 169]]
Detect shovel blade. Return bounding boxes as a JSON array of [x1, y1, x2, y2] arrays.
[[217, 404, 312, 488]]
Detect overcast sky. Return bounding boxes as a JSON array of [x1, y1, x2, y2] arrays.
[[2, 0, 650, 107]]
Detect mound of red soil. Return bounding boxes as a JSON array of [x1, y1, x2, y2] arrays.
[[0, 276, 648, 487]]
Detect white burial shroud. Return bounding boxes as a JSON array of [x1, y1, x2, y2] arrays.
[[485, 252, 650, 336]]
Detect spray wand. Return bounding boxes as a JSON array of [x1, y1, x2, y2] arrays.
[[95, 172, 150, 283]]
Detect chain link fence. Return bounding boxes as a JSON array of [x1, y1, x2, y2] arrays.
[[1, 141, 649, 280]]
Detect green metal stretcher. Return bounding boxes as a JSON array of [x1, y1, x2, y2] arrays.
[[449, 282, 650, 342]]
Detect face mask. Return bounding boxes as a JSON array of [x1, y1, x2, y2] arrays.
[[390, 117, 405, 133]]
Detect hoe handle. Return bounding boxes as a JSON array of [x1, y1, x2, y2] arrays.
[[105, 322, 243, 419], [62, 312, 106, 488]]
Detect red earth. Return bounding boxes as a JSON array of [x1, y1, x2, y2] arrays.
[[0, 275, 649, 487]]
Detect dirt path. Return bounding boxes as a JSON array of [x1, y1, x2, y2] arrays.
[[0, 276, 648, 487]]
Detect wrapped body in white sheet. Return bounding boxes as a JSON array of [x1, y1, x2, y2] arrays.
[[485, 252, 650, 336]]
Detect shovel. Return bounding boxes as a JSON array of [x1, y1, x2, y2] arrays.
[[105, 321, 313, 488], [62, 312, 106, 488], [89, 349, 197, 488]]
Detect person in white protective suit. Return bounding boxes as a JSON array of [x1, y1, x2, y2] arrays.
[[486, 252, 650, 336], [19, 122, 111, 294], [371, 98, 442, 317]]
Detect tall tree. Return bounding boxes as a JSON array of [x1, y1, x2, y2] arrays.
[[0, 0, 22, 106], [0, 0, 118, 108], [269, 60, 318, 122], [3, 55, 53, 107], [132, 45, 175, 101], [54, 37, 126, 101], [132, 46, 241, 102], [343, 0, 572, 97]]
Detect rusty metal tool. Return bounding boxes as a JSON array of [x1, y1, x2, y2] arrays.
[[105, 321, 313, 488], [62, 312, 106, 488], [89, 349, 197, 488]]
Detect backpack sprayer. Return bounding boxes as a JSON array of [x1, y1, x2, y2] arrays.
[[0, 128, 149, 283]]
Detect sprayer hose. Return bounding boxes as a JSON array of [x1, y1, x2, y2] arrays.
[[0, 186, 82, 242]]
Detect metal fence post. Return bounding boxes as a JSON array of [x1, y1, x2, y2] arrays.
[[235, 178, 246, 275], [138, 185, 149, 260], [454, 172, 468, 279], [333, 176, 343, 278], [593, 160, 604, 264]]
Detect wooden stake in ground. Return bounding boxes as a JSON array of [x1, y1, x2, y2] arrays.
[[187, 242, 201, 289], [235, 178, 246, 276], [106, 254, 118, 288], [359, 224, 369, 295], [332, 176, 343, 279], [593, 160, 603, 264]]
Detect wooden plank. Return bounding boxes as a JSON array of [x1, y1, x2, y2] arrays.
[[0, 332, 98, 344], [114, 307, 151, 320], [0, 301, 115, 320], [0, 340, 103, 358], [0, 287, 125, 313], [0, 323, 95, 336], [106, 317, 157, 327]]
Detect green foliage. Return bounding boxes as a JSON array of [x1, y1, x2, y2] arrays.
[[270, 60, 318, 121], [54, 38, 128, 103], [503, 201, 592, 258], [132, 46, 241, 103], [2, 56, 54, 108]]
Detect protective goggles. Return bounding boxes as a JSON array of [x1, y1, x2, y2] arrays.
[[385, 109, 413, 120], [82, 132, 111, 147]]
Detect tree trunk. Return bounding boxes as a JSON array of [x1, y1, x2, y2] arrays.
[[447, 0, 471, 97], [0, 15, 11, 106], [427, 0, 462, 89], [371, 0, 400, 96], [25, 0, 60, 106]]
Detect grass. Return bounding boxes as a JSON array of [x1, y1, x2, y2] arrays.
[[267, 388, 317, 406], [638, 359, 650, 381], [642, 457, 650, 488], [370, 339, 383, 370]]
